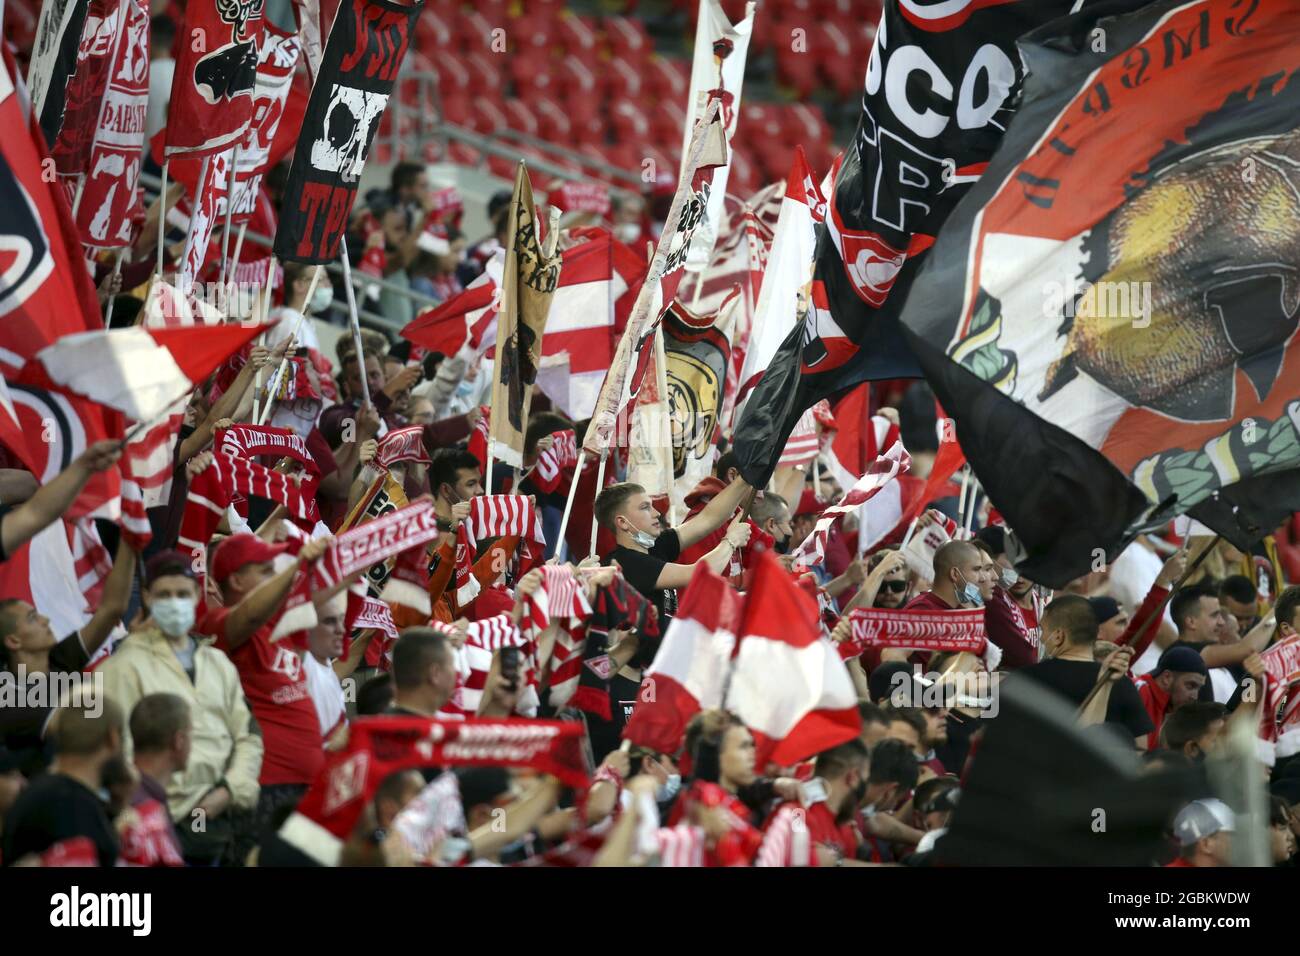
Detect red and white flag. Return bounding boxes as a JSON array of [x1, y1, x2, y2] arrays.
[[584, 100, 727, 457], [75, 0, 150, 248], [432, 614, 533, 719], [679, 0, 755, 272], [736, 146, 825, 412], [228, 23, 302, 224], [726, 551, 860, 769], [20, 322, 273, 423], [791, 441, 911, 567], [454, 494, 545, 605], [402, 228, 645, 419], [178, 146, 235, 285], [622, 562, 742, 755], [0, 47, 104, 379]]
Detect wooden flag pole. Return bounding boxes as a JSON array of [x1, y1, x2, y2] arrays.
[[101, 249, 126, 327], [253, 255, 277, 424], [156, 159, 170, 277], [555, 448, 588, 559], [337, 236, 371, 408], [218, 147, 239, 287], [256, 265, 321, 426], [589, 448, 609, 557]]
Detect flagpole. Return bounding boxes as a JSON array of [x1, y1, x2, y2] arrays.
[[589, 448, 609, 557], [253, 254, 277, 424], [556, 448, 587, 560], [156, 159, 170, 277], [337, 236, 371, 408], [256, 265, 321, 426], [179, 154, 211, 290], [229, 223, 248, 283], [963, 477, 978, 537], [956, 465, 970, 530], [71, 173, 87, 219], [101, 249, 126, 327], [218, 147, 239, 287]]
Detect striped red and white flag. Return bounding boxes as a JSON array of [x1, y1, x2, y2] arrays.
[[118, 474, 153, 553], [622, 562, 742, 755], [432, 614, 533, 719], [791, 441, 911, 567], [454, 494, 546, 605], [726, 550, 860, 769], [777, 405, 820, 469]]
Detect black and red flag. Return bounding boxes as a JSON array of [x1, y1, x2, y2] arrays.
[[731, 0, 1080, 487], [164, 0, 265, 157], [274, 0, 423, 264], [898, 0, 1300, 586]]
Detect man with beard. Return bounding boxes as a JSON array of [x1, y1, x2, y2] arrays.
[[1133, 647, 1209, 750], [756, 739, 871, 867], [867, 549, 911, 609], [974, 526, 1043, 669]]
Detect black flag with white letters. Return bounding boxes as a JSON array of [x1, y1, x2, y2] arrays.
[[732, 0, 1080, 489]]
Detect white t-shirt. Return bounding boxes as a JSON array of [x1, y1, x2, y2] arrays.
[[303, 652, 346, 738], [266, 307, 323, 354], [146, 58, 175, 140]]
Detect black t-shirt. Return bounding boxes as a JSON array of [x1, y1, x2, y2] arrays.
[[2, 773, 119, 867], [0, 634, 91, 778], [585, 671, 644, 765], [1006, 658, 1154, 739], [606, 530, 681, 627]]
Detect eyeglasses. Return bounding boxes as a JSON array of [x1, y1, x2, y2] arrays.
[[880, 580, 909, 594]]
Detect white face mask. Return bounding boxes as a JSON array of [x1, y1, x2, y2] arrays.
[[309, 285, 333, 314], [614, 222, 640, 243], [656, 773, 682, 803], [151, 596, 197, 638], [628, 527, 656, 549]]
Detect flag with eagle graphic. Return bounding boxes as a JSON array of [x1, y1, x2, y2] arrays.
[[898, 0, 1300, 587]]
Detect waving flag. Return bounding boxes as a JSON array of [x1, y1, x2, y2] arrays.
[[736, 146, 824, 412], [75, 0, 149, 248], [229, 23, 302, 223], [402, 228, 645, 420], [274, 0, 422, 262], [20, 322, 273, 422], [623, 562, 741, 755], [28, 0, 90, 136], [0, 46, 104, 378], [732, 0, 1082, 490], [585, 98, 726, 457], [680, 0, 755, 272], [792, 442, 911, 567], [164, 0, 264, 157], [726, 550, 859, 768], [899, 0, 1300, 586], [47, 0, 119, 177], [488, 163, 562, 468]]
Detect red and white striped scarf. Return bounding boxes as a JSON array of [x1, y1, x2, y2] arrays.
[[531, 429, 579, 493], [432, 614, 534, 720], [178, 453, 321, 580], [454, 494, 546, 606], [122, 407, 186, 509], [791, 442, 911, 567], [69, 520, 112, 610], [214, 424, 319, 475], [519, 564, 591, 641], [118, 474, 153, 553]]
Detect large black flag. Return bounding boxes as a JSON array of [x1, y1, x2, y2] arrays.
[[274, 0, 421, 263], [732, 0, 1080, 488], [898, 0, 1300, 586]]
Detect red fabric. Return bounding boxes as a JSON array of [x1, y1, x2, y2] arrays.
[[1116, 583, 1171, 663], [984, 587, 1041, 670], [1134, 675, 1171, 751], [198, 605, 325, 785]]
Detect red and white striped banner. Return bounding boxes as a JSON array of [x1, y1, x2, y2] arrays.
[[215, 423, 318, 474], [375, 425, 431, 472], [432, 613, 532, 719], [791, 441, 911, 566]]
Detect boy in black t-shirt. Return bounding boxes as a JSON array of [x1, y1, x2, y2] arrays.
[[595, 479, 754, 628]]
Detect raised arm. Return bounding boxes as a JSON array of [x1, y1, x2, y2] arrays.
[[0, 441, 120, 557], [79, 537, 137, 657], [675, 477, 752, 550], [223, 536, 331, 650], [653, 516, 751, 590]]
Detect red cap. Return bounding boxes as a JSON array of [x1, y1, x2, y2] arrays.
[[210, 533, 290, 584], [795, 489, 826, 518]]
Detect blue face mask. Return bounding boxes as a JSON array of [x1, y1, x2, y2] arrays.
[[957, 571, 984, 607]]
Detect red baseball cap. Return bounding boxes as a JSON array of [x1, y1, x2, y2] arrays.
[[210, 533, 290, 584], [795, 489, 826, 518]]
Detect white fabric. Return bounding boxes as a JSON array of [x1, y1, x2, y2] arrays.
[[303, 652, 346, 738], [265, 307, 323, 353]]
